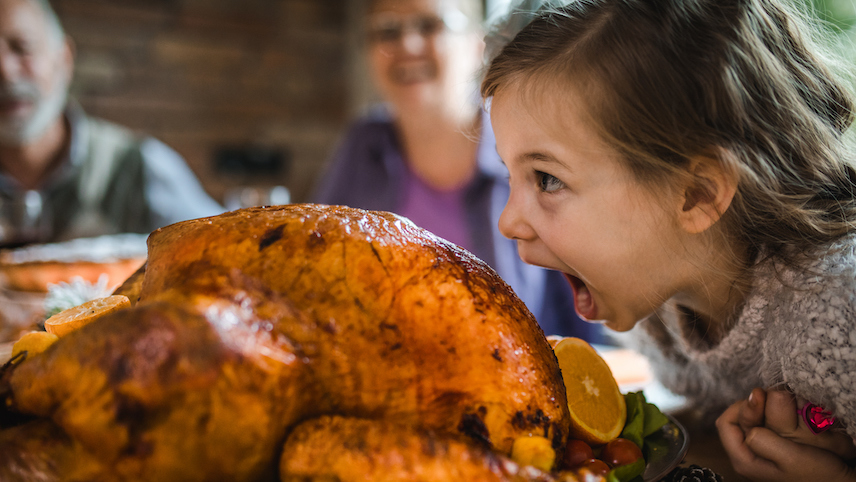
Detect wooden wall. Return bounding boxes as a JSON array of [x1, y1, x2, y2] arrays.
[[53, 0, 362, 204]]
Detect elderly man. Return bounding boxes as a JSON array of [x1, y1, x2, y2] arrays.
[[0, 0, 223, 248]]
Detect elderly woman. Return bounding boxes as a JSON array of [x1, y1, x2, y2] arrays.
[[310, 0, 599, 340]]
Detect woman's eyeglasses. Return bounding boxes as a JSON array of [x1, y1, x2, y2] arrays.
[[367, 9, 469, 46], [368, 15, 446, 44]]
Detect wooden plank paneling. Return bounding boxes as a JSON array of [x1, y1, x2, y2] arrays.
[[53, 0, 351, 203]]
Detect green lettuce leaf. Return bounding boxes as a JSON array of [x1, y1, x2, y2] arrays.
[[619, 391, 645, 449], [642, 397, 670, 438], [606, 457, 646, 482]]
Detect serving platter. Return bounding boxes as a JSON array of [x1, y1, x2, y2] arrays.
[[643, 414, 690, 481]]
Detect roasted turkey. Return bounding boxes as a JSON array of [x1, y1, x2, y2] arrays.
[[0, 204, 570, 481]]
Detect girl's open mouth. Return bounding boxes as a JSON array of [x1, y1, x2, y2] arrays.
[[563, 273, 598, 321]]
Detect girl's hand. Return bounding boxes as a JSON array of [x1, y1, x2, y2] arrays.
[[762, 388, 856, 460], [717, 389, 856, 482]]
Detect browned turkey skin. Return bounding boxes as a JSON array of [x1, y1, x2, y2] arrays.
[[0, 204, 570, 481]]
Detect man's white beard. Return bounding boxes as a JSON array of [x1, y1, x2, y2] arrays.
[[0, 75, 69, 147]]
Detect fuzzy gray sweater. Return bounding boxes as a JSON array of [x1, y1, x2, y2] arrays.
[[618, 234, 856, 439]]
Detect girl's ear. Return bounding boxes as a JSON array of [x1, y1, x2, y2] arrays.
[[677, 153, 738, 234]]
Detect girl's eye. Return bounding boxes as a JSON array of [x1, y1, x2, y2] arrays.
[[536, 171, 564, 193]]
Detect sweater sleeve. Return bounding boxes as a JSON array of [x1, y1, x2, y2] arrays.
[[772, 268, 856, 440]]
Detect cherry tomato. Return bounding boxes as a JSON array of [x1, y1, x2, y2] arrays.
[[564, 439, 594, 468], [577, 458, 610, 477], [599, 437, 643, 468]]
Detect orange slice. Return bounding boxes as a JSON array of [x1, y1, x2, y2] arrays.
[[44, 295, 130, 337], [511, 435, 556, 472], [553, 337, 626, 445], [11, 331, 59, 361]]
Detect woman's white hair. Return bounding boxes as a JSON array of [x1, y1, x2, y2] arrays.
[[483, 0, 564, 64]]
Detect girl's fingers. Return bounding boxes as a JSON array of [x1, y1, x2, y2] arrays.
[[738, 387, 766, 432], [764, 389, 856, 458], [716, 402, 779, 477], [764, 389, 800, 435], [717, 390, 856, 481], [745, 427, 802, 463], [744, 427, 855, 481], [791, 428, 856, 459]]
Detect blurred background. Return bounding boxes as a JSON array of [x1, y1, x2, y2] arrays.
[[53, 0, 854, 206], [57, 0, 361, 205]]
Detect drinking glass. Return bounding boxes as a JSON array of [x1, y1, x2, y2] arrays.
[[0, 190, 52, 249]]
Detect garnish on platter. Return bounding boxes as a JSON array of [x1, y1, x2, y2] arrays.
[[43, 295, 130, 337], [10, 331, 58, 362], [512, 336, 672, 482]]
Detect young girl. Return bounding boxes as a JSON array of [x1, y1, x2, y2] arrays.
[[481, 0, 856, 480]]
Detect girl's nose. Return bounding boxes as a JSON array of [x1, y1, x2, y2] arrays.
[[498, 195, 535, 241]]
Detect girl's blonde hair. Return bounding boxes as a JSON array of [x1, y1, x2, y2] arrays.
[[482, 0, 856, 265]]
